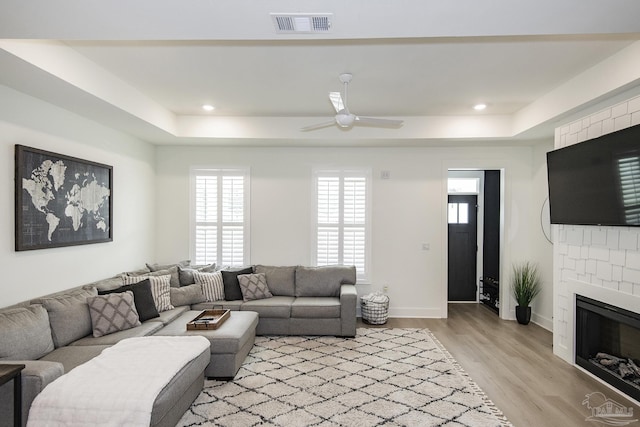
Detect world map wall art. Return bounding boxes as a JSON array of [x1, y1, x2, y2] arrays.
[[15, 145, 113, 251]]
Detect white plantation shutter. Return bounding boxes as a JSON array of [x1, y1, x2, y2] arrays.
[[317, 227, 339, 265], [314, 170, 370, 281], [194, 174, 218, 265], [191, 168, 249, 266]]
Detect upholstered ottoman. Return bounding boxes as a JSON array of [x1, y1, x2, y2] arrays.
[[154, 310, 258, 379]]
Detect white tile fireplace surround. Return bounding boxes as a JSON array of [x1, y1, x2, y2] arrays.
[[552, 95, 640, 367]]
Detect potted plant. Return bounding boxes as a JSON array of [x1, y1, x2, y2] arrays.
[[511, 261, 542, 325]]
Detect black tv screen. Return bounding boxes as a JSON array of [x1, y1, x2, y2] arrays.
[[546, 123, 640, 227]]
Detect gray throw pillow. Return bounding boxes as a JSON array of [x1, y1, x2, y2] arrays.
[[170, 284, 207, 307], [40, 287, 98, 347], [146, 260, 190, 271], [178, 263, 217, 286], [238, 273, 273, 302], [87, 291, 141, 338], [146, 261, 190, 287], [0, 305, 55, 360]]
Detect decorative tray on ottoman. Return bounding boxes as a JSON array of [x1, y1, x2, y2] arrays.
[[187, 309, 230, 330]]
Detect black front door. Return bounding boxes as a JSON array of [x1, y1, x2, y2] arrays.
[[448, 195, 478, 301]]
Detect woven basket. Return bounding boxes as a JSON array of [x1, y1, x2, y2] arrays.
[[361, 294, 389, 325]]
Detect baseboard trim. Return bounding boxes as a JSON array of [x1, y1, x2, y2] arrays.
[[531, 312, 553, 331]]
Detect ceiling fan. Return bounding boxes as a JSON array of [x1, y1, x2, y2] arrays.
[[300, 73, 404, 131]]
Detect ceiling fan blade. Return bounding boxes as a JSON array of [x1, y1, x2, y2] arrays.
[[300, 120, 336, 132], [329, 92, 344, 113], [355, 116, 404, 127]]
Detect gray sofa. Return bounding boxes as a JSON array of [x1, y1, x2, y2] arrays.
[[0, 264, 357, 427], [192, 265, 358, 337]]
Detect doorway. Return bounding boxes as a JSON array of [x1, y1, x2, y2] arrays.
[[448, 194, 478, 301], [444, 168, 503, 317]]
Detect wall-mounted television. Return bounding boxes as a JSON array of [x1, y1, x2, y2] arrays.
[[546, 123, 640, 227]]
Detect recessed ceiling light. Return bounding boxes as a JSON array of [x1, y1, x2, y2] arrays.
[[473, 103, 487, 111], [202, 104, 215, 111]]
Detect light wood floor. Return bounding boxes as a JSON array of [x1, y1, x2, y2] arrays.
[[358, 303, 640, 427]]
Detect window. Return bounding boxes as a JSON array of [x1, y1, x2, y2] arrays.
[[191, 168, 249, 266], [313, 169, 371, 281], [448, 177, 479, 194], [448, 202, 469, 224]]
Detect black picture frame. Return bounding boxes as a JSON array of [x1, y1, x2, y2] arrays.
[[15, 145, 113, 251]]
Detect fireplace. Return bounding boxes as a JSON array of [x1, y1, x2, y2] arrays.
[[576, 295, 640, 402]]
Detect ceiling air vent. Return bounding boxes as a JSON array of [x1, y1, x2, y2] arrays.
[[271, 13, 332, 33]]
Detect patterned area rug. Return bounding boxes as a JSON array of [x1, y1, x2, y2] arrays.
[[178, 328, 512, 427]]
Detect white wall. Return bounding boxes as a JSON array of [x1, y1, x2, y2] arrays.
[[156, 143, 550, 319], [553, 94, 640, 363], [530, 140, 555, 330], [0, 83, 555, 318], [0, 85, 156, 307]]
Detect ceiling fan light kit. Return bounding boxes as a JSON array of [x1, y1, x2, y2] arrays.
[[301, 73, 404, 132]]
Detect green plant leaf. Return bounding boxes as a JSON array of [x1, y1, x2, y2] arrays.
[[511, 261, 542, 307]]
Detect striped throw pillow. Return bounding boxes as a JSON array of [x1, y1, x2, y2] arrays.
[[122, 274, 174, 312], [193, 271, 225, 302]]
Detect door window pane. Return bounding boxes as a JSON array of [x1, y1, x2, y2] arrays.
[[448, 203, 458, 224], [458, 203, 469, 224], [448, 202, 469, 224]]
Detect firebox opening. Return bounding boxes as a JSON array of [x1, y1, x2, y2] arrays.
[[576, 295, 640, 402]]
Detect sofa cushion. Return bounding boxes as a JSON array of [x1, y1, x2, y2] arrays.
[[70, 321, 163, 346], [99, 279, 159, 322], [147, 261, 190, 287], [125, 267, 151, 276], [87, 291, 141, 338], [295, 266, 357, 297], [238, 273, 273, 302], [291, 297, 341, 318], [147, 306, 191, 325], [194, 271, 225, 301], [240, 296, 293, 318], [123, 274, 174, 312], [40, 287, 97, 347], [146, 260, 190, 272], [0, 305, 55, 360], [254, 265, 296, 296], [89, 276, 126, 292], [40, 345, 111, 373], [170, 284, 206, 307], [191, 300, 243, 311], [222, 267, 253, 301], [178, 263, 217, 286]]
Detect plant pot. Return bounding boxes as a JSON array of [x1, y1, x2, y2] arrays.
[[515, 305, 532, 325]]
